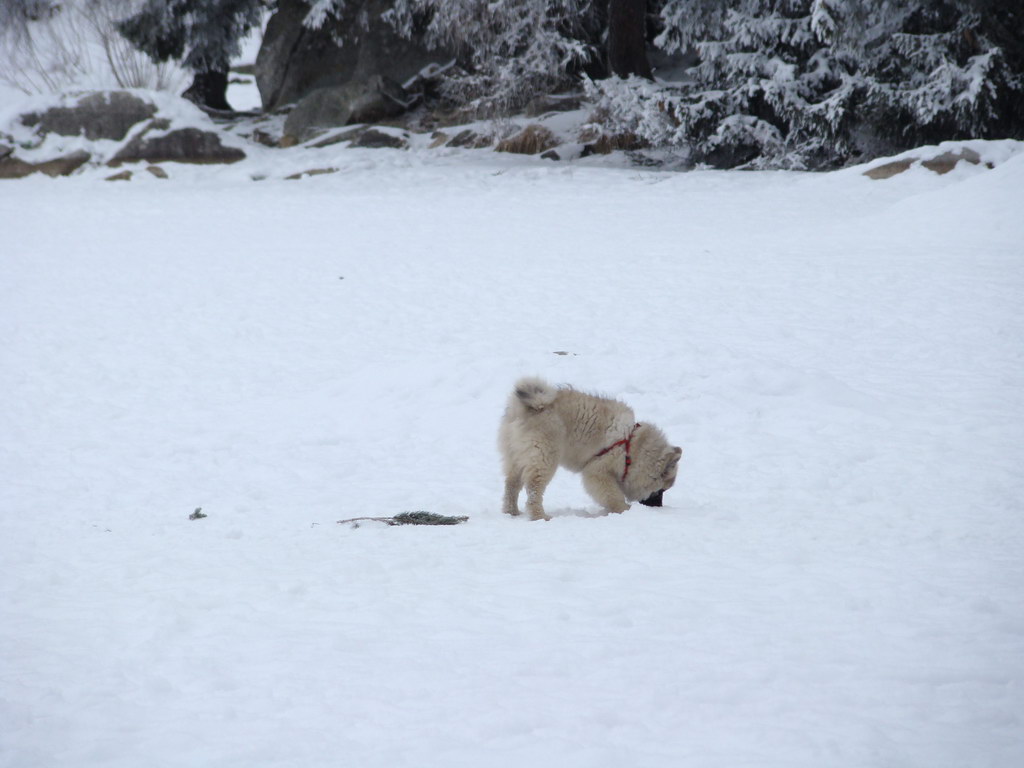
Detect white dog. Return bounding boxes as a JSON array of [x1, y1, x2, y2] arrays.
[[499, 377, 682, 520]]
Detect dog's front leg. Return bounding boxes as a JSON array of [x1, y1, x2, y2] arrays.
[[582, 471, 630, 515]]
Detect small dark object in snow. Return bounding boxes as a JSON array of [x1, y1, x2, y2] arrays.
[[391, 511, 467, 525], [639, 490, 663, 507], [189, 507, 208, 520], [337, 511, 468, 527]]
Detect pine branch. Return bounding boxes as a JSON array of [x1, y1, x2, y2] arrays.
[[337, 512, 469, 526]]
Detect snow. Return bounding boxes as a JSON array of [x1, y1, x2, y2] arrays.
[[2, 137, 1023, 768]]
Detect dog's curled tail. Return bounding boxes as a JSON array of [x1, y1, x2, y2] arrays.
[[513, 377, 558, 411]]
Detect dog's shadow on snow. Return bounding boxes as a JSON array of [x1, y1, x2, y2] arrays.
[[535, 505, 675, 520], [549, 507, 618, 519]]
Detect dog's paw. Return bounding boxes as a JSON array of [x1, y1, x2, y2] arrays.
[[529, 512, 552, 522]]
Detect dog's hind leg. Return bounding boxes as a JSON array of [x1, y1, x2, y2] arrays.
[[523, 457, 556, 522], [582, 471, 630, 515], [502, 471, 523, 517]]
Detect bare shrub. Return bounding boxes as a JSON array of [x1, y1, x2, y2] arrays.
[[0, 0, 185, 94]]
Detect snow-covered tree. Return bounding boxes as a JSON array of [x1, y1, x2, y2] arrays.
[[591, 0, 1024, 168], [854, 0, 1023, 151], [302, 0, 350, 29], [385, 0, 602, 115], [117, 0, 265, 109], [292, 0, 603, 115]]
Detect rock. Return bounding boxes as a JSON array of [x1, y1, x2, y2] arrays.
[[251, 128, 279, 147], [111, 122, 245, 165], [446, 129, 491, 149], [145, 165, 168, 179], [429, 131, 449, 148], [256, 0, 357, 112], [0, 150, 91, 179], [865, 148, 985, 179], [921, 148, 982, 174], [540, 149, 560, 161], [0, 142, 13, 160], [495, 124, 558, 155], [281, 77, 410, 144], [351, 128, 407, 149], [21, 91, 156, 141], [285, 167, 339, 180], [0, 157, 38, 179], [863, 158, 914, 179], [105, 170, 133, 181], [256, 0, 449, 112], [309, 126, 368, 148]]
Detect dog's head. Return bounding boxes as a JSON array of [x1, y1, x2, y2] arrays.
[[640, 446, 682, 506], [625, 425, 682, 506], [639, 489, 664, 507]]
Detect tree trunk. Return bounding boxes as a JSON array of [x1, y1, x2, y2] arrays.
[[183, 70, 232, 112], [607, 0, 652, 79]]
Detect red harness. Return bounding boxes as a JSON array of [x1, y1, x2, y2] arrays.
[[593, 423, 640, 482]]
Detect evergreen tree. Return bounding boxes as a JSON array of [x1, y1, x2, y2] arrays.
[[118, 0, 266, 110], [592, 0, 1024, 168], [387, 0, 601, 115]]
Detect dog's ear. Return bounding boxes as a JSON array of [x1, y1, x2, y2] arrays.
[[662, 447, 682, 477]]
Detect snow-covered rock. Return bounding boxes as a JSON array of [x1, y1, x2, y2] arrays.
[[281, 77, 410, 145], [255, 0, 447, 112], [860, 140, 1024, 179], [20, 91, 157, 142], [0, 90, 250, 175], [111, 121, 246, 166], [0, 148, 90, 179]]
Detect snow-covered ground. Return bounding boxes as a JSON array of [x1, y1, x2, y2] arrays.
[[2, 141, 1023, 768]]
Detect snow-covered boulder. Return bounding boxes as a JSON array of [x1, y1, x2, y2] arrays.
[[864, 147, 986, 179], [0, 90, 249, 177], [0, 149, 90, 179], [256, 0, 447, 112], [350, 128, 408, 149], [111, 120, 246, 166], [281, 77, 410, 145], [445, 129, 493, 149], [20, 91, 157, 142], [860, 141, 1024, 180]]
